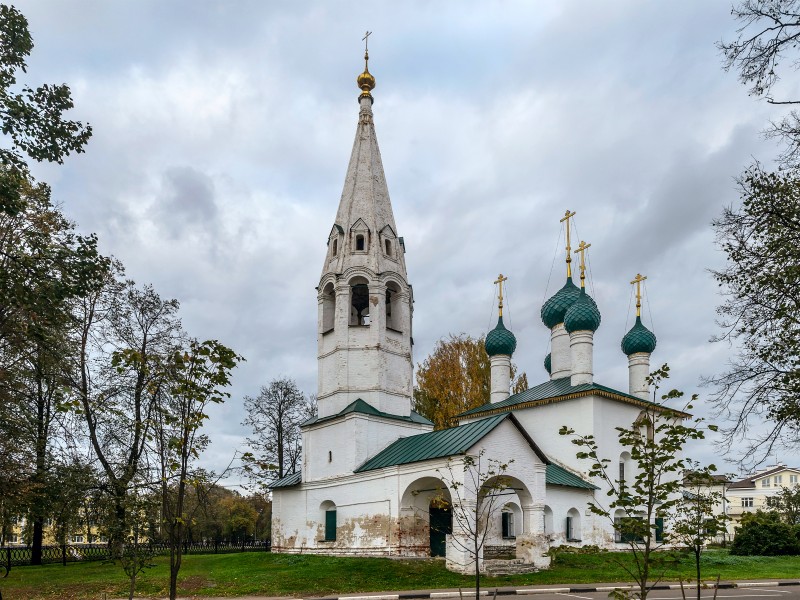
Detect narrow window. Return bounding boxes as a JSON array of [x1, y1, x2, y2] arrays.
[[619, 462, 625, 486], [356, 234, 365, 251], [385, 239, 391, 255], [655, 517, 664, 542], [328, 450, 332, 463], [502, 512, 515, 538], [791, 474, 798, 484], [565, 516, 573, 541], [775, 475, 783, 485], [325, 510, 337, 541], [332, 239, 338, 256]]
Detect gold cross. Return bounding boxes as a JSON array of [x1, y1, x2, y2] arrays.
[[560, 210, 576, 277], [494, 273, 508, 317], [631, 273, 647, 317], [573, 240, 591, 287], [363, 30, 372, 52]]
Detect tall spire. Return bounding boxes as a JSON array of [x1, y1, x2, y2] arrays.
[[324, 41, 407, 280]]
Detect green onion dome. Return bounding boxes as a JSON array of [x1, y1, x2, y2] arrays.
[[541, 277, 581, 329], [564, 288, 601, 333], [544, 353, 551, 374], [485, 316, 517, 357], [621, 316, 657, 356]]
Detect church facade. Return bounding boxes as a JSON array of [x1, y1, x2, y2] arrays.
[[270, 51, 668, 573]]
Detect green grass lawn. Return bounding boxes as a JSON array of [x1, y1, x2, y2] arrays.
[[1, 549, 798, 600]]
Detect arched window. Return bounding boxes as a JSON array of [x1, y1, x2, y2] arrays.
[[385, 239, 392, 255], [619, 451, 632, 489], [566, 508, 581, 542], [322, 283, 335, 333], [349, 278, 370, 326], [543, 505, 554, 536], [356, 234, 365, 251], [332, 239, 338, 256]]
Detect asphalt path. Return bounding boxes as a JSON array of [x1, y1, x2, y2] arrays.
[[518, 587, 800, 600]]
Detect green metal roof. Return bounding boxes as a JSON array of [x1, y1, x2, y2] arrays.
[[355, 414, 508, 472], [270, 471, 301, 489], [456, 377, 689, 419], [546, 464, 597, 490], [302, 398, 433, 428]]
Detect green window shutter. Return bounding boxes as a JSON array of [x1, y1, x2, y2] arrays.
[[325, 510, 337, 541], [655, 517, 664, 542]]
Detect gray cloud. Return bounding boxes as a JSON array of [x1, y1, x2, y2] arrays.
[[17, 0, 799, 478]]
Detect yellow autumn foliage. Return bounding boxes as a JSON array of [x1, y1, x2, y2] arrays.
[[414, 334, 527, 430]]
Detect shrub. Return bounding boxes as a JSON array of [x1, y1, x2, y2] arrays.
[[730, 511, 800, 555]]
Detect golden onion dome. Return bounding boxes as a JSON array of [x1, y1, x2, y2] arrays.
[[357, 50, 375, 97]]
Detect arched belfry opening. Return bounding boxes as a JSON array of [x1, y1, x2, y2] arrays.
[[386, 281, 401, 331], [349, 277, 370, 326], [322, 282, 335, 333]]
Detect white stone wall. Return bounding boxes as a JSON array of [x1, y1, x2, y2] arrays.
[[274, 418, 548, 567], [302, 413, 431, 482]]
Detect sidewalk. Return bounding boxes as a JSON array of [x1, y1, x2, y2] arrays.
[[143, 579, 800, 600]]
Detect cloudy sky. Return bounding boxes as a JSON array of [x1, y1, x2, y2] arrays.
[[17, 0, 797, 482]]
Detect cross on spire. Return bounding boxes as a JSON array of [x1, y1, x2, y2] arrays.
[[494, 273, 508, 317], [560, 209, 576, 277], [631, 273, 647, 317], [362, 30, 372, 52], [573, 240, 591, 287]]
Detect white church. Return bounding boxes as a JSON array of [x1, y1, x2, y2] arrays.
[[269, 50, 673, 573]]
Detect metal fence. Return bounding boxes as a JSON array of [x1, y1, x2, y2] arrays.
[[0, 539, 271, 571]]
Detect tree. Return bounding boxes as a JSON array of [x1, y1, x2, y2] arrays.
[[154, 338, 241, 600], [708, 166, 800, 464], [242, 377, 312, 486], [669, 466, 729, 598], [766, 484, 800, 524], [0, 176, 105, 565], [414, 334, 527, 430], [0, 4, 91, 216], [67, 275, 182, 559], [436, 451, 513, 598], [560, 365, 714, 600], [719, 0, 800, 168]]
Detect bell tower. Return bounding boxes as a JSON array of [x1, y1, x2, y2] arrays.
[[317, 42, 413, 419]]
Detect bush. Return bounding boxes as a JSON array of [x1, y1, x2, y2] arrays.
[[730, 511, 800, 555]]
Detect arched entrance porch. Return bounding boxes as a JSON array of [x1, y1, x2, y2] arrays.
[[398, 476, 452, 557]]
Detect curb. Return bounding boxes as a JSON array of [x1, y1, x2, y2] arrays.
[[313, 581, 800, 600]]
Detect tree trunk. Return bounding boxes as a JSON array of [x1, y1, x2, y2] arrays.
[[128, 571, 136, 600], [31, 521, 43, 566], [695, 547, 702, 600]]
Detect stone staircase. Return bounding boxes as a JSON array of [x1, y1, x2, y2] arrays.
[[481, 559, 540, 576]]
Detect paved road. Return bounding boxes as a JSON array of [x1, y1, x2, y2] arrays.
[[125, 583, 800, 600], [512, 586, 800, 600]]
